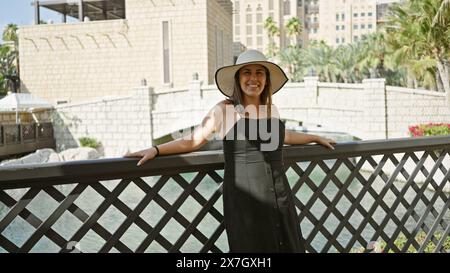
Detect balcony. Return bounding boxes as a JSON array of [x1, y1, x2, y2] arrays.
[[0, 136, 449, 253], [305, 6, 319, 14]]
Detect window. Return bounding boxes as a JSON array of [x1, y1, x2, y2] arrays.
[[314, 17, 318, 22], [368, 24, 373, 29], [269, 0, 274, 10], [246, 25, 252, 34], [341, 37, 345, 43], [354, 36, 358, 41], [162, 21, 170, 84], [246, 37, 253, 45], [353, 13, 358, 17], [341, 13, 345, 20], [336, 25, 339, 31], [257, 36, 263, 46], [257, 13, 262, 23], [368, 12, 373, 16], [246, 14, 252, 23], [361, 24, 365, 29], [235, 26, 240, 35], [336, 38, 340, 44], [257, 25, 263, 34], [234, 14, 240, 24], [336, 14, 339, 21], [361, 12, 365, 17], [341, 25, 345, 30], [283, 0, 291, 15], [313, 28, 317, 33], [353, 24, 358, 29]]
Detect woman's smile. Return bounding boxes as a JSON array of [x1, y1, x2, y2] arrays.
[[239, 64, 267, 97]]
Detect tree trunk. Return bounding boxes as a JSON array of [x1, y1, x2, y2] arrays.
[[436, 58, 450, 105], [435, 69, 444, 92], [407, 73, 415, 88]]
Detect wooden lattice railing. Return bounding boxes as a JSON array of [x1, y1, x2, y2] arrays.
[[0, 135, 449, 253]]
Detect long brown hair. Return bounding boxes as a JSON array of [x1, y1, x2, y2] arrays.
[[231, 66, 272, 117]]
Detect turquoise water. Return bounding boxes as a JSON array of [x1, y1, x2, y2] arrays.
[[0, 160, 449, 253]]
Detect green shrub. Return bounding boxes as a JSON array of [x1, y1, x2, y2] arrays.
[[78, 137, 101, 149]]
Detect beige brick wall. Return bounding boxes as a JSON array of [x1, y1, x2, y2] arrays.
[[207, 0, 234, 84], [150, 79, 450, 142], [52, 86, 153, 157], [18, 0, 233, 104], [386, 86, 450, 138]]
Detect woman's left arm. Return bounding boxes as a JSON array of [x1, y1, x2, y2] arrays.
[[284, 130, 336, 150]]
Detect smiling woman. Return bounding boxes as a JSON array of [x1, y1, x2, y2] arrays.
[[125, 49, 337, 253]]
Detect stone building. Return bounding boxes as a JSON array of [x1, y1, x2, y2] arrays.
[[18, 0, 233, 104], [232, 0, 404, 50]]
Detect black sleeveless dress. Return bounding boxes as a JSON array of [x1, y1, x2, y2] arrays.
[[222, 117, 306, 253]]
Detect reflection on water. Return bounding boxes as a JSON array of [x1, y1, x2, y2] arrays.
[[0, 161, 448, 253]]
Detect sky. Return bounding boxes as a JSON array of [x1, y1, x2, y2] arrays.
[[0, 0, 74, 42]]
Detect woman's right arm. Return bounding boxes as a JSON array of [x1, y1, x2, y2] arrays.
[[124, 101, 226, 166]]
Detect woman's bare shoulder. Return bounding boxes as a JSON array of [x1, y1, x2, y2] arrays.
[[214, 99, 234, 111]]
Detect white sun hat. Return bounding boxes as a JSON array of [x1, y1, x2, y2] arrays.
[[215, 49, 288, 97]]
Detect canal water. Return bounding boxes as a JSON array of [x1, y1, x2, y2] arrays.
[[0, 160, 449, 253]]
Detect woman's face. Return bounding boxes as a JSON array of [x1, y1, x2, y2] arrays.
[[238, 64, 267, 100]]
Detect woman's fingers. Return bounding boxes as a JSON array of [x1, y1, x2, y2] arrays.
[[124, 148, 155, 166], [319, 138, 336, 150], [325, 142, 334, 150], [137, 154, 153, 166]]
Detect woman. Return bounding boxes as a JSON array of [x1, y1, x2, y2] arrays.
[[125, 50, 336, 253]]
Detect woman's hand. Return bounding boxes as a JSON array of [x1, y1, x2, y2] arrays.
[[315, 136, 337, 150], [124, 147, 158, 166]]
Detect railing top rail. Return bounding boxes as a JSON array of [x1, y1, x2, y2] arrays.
[[0, 135, 449, 189]]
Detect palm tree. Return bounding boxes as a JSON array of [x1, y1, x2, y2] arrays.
[[2, 24, 18, 43], [1, 23, 19, 93], [386, 0, 450, 96], [278, 45, 306, 81], [264, 17, 280, 58], [433, 0, 450, 25], [357, 33, 387, 78], [0, 45, 17, 94], [285, 17, 302, 47], [303, 41, 339, 82], [334, 44, 359, 83]]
